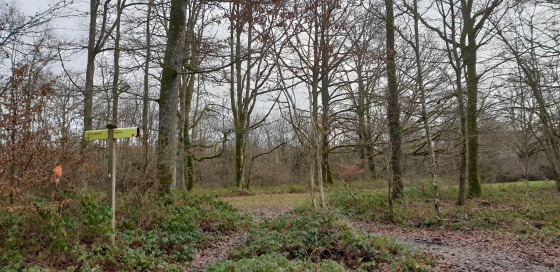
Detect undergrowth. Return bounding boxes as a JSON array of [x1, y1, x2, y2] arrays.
[[3, 180, 555, 271], [208, 252, 347, 272], [0, 190, 245, 271], [210, 210, 432, 271]]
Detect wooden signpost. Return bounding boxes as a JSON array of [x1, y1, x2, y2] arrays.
[[84, 125, 139, 244]]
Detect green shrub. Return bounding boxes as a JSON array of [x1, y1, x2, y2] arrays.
[[79, 194, 113, 243], [33, 197, 74, 254], [0, 190, 245, 271], [0, 211, 25, 270], [114, 192, 244, 270], [208, 252, 346, 272], [329, 190, 388, 221], [228, 211, 426, 271]]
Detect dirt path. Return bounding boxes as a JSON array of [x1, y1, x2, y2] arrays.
[[344, 218, 560, 272], [188, 193, 560, 271], [185, 194, 305, 271], [185, 231, 247, 271]]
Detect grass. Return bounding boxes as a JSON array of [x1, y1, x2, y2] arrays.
[[221, 192, 309, 209], [330, 180, 560, 246], [192, 183, 311, 198]]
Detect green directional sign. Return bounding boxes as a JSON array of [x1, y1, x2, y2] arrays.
[[83, 125, 140, 246], [84, 129, 109, 141], [114, 127, 140, 139], [84, 127, 139, 141]]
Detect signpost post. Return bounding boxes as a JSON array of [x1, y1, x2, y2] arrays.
[[84, 125, 139, 245]]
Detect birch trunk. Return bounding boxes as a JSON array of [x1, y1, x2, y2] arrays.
[[412, 0, 440, 217]]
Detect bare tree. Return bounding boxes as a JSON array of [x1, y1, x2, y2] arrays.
[[402, 0, 442, 216], [226, 0, 282, 189], [178, 0, 214, 190], [494, 2, 560, 191], [343, 7, 386, 181], [84, 0, 121, 139], [142, 0, 154, 175], [110, 0, 127, 125], [275, 0, 361, 208], [0, 0, 71, 48], [0, 25, 58, 203], [405, 0, 505, 198]]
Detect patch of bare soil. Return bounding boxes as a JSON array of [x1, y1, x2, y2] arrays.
[[185, 231, 247, 271], [345, 219, 560, 272]]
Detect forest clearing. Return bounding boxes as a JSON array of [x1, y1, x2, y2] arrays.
[[1, 180, 558, 271], [2, 0, 560, 270]]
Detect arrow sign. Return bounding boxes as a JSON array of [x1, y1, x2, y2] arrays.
[[84, 127, 139, 140], [84, 129, 109, 141], [113, 127, 140, 139]]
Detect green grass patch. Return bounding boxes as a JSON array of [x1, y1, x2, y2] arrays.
[[221, 192, 309, 210], [193, 183, 310, 198], [331, 180, 560, 245]]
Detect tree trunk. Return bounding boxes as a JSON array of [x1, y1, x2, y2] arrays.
[[230, 1, 247, 189], [464, 18, 482, 197], [413, 0, 440, 217], [177, 78, 186, 190], [157, 0, 187, 195], [457, 87, 467, 204], [320, 8, 333, 185], [309, 145, 318, 211], [234, 130, 246, 189], [111, 0, 124, 125], [142, 0, 153, 177], [442, 1, 467, 205], [181, 72, 196, 191], [185, 133, 195, 191], [312, 5, 323, 206], [83, 0, 100, 138], [461, 0, 503, 197], [385, 0, 403, 199], [316, 136, 326, 209], [182, 0, 202, 191]]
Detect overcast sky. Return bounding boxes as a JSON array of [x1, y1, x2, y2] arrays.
[[8, 0, 88, 69], [16, 0, 56, 15], [15, 0, 88, 40]]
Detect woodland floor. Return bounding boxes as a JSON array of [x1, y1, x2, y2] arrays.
[[187, 193, 560, 272]]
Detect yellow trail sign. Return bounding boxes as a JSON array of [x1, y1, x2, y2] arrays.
[[84, 127, 139, 141], [113, 127, 140, 139], [84, 129, 109, 141]]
